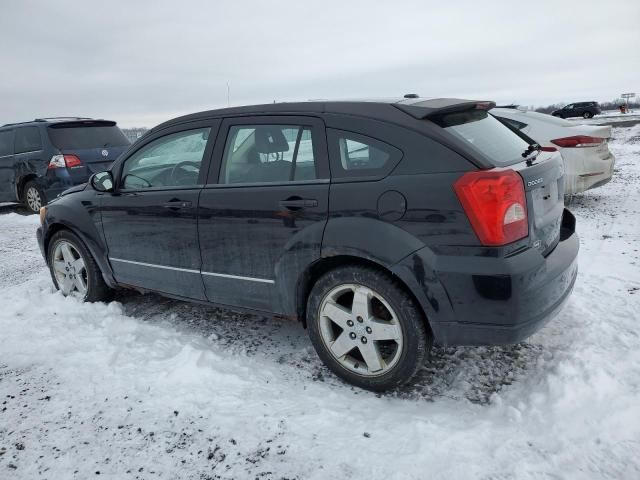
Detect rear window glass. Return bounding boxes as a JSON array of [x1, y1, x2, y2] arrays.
[[432, 110, 529, 166], [524, 111, 573, 126], [497, 116, 527, 131], [48, 123, 130, 150]]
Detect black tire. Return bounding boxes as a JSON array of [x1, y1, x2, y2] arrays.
[[47, 229, 112, 302], [23, 180, 46, 214], [583, 111, 592, 119], [306, 266, 431, 391]]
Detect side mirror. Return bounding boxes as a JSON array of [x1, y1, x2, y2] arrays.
[[90, 171, 114, 192]]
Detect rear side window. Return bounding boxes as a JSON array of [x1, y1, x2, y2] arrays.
[[0, 130, 13, 156], [327, 129, 402, 179], [431, 110, 529, 166], [14, 127, 42, 154], [48, 122, 130, 150], [220, 125, 318, 184]]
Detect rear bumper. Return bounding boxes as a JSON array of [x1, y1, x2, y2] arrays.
[[394, 209, 579, 346]]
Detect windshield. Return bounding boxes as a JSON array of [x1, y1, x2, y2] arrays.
[[48, 122, 130, 150], [431, 109, 530, 166]]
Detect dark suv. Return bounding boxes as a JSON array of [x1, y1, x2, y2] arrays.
[[36, 98, 579, 391], [0, 118, 129, 213], [552, 102, 601, 119]]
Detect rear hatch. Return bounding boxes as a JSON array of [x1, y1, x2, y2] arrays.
[[47, 120, 130, 181], [422, 103, 565, 254]]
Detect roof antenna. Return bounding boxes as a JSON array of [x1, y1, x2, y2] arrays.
[[404, 93, 419, 99], [226, 82, 230, 107]]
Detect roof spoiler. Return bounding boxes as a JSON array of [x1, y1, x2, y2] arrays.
[[394, 97, 496, 119], [47, 120, 116, 128]]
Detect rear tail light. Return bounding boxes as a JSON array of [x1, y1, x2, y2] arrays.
[[550, 136, 603, 148], [540, 146, 557, 152], [454, 169, 528, 246], [48, 154, 82, 169]]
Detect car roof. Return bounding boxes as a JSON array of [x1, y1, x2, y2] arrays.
[[151, 97, 493, 132], [1, 117, 111, 129]]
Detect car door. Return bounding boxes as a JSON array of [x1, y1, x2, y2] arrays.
[[13, 126, 45, 199], [0, 129, 15, 202], [198, 116, 330, 313], [563, 104, 575, 117], [99, 120, 218, 300]]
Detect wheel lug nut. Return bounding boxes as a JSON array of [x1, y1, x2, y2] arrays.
[[349, 332, 356, 340], [357, 316, 363, 323], [361, 336, 368, 344], [366, 327, 372, 334], [347, 320, 354, 327]]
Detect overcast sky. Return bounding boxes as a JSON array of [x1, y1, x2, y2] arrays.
[[1, 0, 638, 128]]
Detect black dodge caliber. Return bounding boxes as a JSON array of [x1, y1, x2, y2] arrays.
[[36, 98, 579, 391]]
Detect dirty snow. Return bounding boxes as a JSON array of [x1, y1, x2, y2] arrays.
[[1, 126, 639, 479]]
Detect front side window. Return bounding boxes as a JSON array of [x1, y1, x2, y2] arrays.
[[220, 125, 317, 184], [432, 109, 530, 167], [14, 127, 42, 154], [327, 129, 402, 178], [121, 128, 210, 189]]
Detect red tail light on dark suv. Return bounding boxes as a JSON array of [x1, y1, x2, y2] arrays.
[[48, 154, 83, 169]]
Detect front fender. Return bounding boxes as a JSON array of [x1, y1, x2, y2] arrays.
[[42, 192, 116, 288]]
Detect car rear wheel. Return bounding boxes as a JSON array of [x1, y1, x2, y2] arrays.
[[583, 111, 592, 119], [23, 181, 45, 214], [307, 266, 430, 391], [47, 230, 112, 302]]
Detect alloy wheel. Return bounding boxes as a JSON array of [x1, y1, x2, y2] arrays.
[[318, 284, 403, 376], [52, 241, 88, 297], [26, 186, 42, 212]]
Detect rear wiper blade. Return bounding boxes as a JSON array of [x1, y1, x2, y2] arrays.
[[522, 143, 541, 158], [522, 143, 542, 166]]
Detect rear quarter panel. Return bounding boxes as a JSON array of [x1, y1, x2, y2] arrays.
[[321, 114, 479, 325]]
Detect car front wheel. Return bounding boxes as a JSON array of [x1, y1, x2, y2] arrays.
[[307, 266, 430, 391], [47, 230, 112, 302]]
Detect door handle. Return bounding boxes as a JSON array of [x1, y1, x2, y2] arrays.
[[163, 200, 192, 209], [279, 198, 318, 209]]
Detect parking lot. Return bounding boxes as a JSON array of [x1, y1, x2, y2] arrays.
[[0, 124, 637, 479]]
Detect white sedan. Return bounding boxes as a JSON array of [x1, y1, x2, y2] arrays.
[[492, 107, 615, 195]]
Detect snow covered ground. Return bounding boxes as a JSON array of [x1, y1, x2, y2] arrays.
[[1, 126, 639, 480], [566, 110, 640, 126]]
